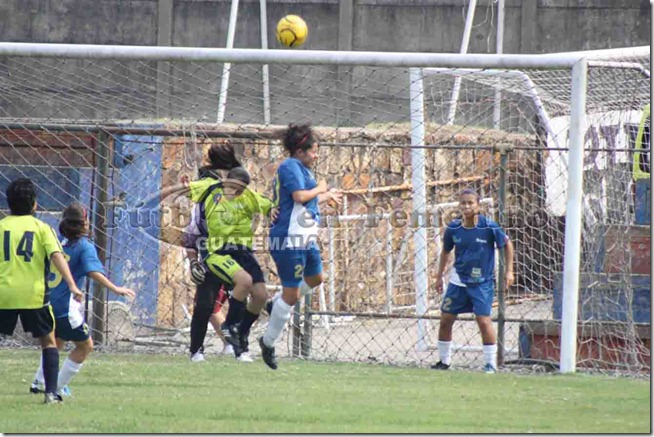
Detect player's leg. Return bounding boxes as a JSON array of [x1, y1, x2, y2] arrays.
[[469, 281, 497, 373], [230, 251, 267, 361], [189, 270, 222, 360], [259, 249, 306, 369], [21, 306, 61, 403], [56, 319, 93, 394], [432, 284, 469, 370], [32, 326, 80, 393], [208, 286, 231, 354]]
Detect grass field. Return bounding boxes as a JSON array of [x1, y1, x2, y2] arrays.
[[0, 350, 650, 433]]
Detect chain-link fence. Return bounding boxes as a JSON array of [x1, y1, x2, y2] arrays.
[[0, 44, 649, 374]]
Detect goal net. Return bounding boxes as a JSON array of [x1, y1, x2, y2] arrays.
[[0, 43, 649, 374]]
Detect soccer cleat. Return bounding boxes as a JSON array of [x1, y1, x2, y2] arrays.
[[236, 352, 254, 363], [221, 323, 242, 349], [30, 381, 44, 394], [222, 344, 235, 356], [190, 351, 206, 362], [43, 392, 63, 404], [483, 363, 496, 374], [258, 337, 278, 370], [430, 361, 451, 370], [58, 386, 72, 397]]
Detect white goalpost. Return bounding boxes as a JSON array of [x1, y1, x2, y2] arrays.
[[0, 42, 649, 372]]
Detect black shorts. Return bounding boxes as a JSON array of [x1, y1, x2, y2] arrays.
[[214, 246, 265, 284], [55, 317, 90, 342], [0, 305, 55, 338]]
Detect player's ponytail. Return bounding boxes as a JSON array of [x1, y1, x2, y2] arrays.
[[59, 202, 88, 241]]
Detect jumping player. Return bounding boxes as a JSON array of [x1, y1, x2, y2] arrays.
[[258, 123, 342, 370]]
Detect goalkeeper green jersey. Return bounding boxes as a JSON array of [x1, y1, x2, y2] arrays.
[[203, 186, 273, 252]]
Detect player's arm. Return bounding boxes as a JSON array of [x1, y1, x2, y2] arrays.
[[436, 227, 455, 294], [50, 252, 84, 301], [503, 239, 515, 288], [435, 248, 452, 294], [292, 179, 328, 204], [88, 271, 136, 300]]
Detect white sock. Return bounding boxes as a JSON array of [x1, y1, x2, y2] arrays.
[[483, 344, 497, 368], [271, 291, 282, 305], [262, 298, 292, 348], [438, 340, 452, 365], [33, 361, 45, 386], [58, 357, 83, 390]]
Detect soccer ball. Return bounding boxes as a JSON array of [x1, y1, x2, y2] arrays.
[[276, 15, 308, 48]]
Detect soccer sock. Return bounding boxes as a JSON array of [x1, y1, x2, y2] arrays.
[[483, 343, 497, 368], [42, 347, 59, 395], [224, 296, 246, 326], [438, 340, 453, 365], [34, 361, 45, 386], [58, 357, 83, 390], [262, 298, 292, 348], [239, 309, 259, 338], [190, 305, 212, 355]]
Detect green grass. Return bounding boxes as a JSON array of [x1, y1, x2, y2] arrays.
[[0, 350, 650, 433]]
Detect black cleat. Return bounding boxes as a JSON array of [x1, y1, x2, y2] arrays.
[[30, 382, 44, 394], [221, 322, 243, 356], [258, 337, 278, 370], [430, 361, 450, 370], [43, 392, 63, 404]]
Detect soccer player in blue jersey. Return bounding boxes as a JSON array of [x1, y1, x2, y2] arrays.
[[0, 178, 83, 404], [29, 202, 135, 395], [258, 123, 342, 370], [431, 189, 514, 373]]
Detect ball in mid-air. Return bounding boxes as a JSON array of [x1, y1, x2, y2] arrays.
[[276, 15, 308, 48]]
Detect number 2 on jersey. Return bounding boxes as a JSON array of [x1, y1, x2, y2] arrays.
[[3, 230, 35, 262]]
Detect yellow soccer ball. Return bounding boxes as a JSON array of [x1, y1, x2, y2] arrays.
[[276, 15, 308, 48]]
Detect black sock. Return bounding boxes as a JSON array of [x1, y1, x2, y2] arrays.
[[42, 347, 59, 394], [238, 309, 259, 338], [190, 304, 212, 355], [224, 296, 245, 326]]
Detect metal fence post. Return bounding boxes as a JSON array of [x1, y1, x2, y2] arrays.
[[496, 143, 511, 367], [302, 292, 313, 358], [92, 131, 110, 347]]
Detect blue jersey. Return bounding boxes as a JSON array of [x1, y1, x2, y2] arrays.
[[269, 158, 320, 249], [48, 236, 104, 319], [443, 215, 508, 285]]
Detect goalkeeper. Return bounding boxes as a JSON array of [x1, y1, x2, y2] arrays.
[[183, 143, 241, 361], [187, 166, 276, 363]]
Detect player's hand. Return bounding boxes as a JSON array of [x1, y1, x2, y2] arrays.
[[190, 259, 206, 285], [316, 179, 328, 194], [327, 189, 343, 206], [70, 285, 84, 302], [269, 207, 279, 222], [435, 275, 444, 294], [505, 271, 515, 289], [115, 286, 136, 301]]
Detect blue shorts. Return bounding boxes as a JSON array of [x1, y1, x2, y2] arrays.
[[441, 281, 495, 316], [271, 247, 323, 288], [55, 316, 90, 342]]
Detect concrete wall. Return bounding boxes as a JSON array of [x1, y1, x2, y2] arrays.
[[0, 0, 649, 127], [2, 0, 649, 53]]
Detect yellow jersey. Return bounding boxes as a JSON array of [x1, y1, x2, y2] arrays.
[[0, 215, 63, 309]]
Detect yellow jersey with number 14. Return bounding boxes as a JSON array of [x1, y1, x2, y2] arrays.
[[0, 215, 63, 309]]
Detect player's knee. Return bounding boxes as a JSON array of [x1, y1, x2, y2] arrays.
[[80, 339, 94, 357], [234, 271, 253, 289]]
